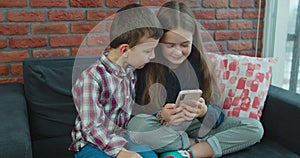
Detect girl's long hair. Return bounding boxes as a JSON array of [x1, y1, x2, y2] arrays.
[[140, 1, 222, 107]]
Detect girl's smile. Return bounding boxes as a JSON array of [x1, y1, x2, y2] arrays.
[[160, 28, 193, 68]]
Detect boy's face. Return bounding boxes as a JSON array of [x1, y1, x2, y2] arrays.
[[127, 37, 159, 69]]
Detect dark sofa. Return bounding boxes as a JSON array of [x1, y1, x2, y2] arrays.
[[0, 56, 299, 158]]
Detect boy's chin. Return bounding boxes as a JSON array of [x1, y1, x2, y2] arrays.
[[136, 64, 145, 69]]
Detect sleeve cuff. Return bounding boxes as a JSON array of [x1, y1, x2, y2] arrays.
[[102, 135, 128, 157]]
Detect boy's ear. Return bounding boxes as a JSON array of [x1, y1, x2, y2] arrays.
[[119, 44, 130, 56]]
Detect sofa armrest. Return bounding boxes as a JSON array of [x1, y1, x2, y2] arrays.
[[261, 85, 300, 155], [0, 83, 32, 158]]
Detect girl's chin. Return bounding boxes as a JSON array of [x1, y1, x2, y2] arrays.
[[170, 58, 185, 64], [167, 61, 184, 69]]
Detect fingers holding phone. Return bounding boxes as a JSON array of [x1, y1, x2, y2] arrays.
[[182, 98, 208, 118], [179, 99, 206, 120], [161, 104, 185, 126], [175, 89, 207, 120]]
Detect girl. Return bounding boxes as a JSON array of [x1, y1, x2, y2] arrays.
[[128, 1, 264, 158]]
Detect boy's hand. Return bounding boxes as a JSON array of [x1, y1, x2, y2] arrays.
[[117, 148, 142, 158]]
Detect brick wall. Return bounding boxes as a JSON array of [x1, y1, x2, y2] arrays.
[[0, 0, 265, 84]]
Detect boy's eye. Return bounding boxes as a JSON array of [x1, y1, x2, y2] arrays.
[[145, 49, 153, 53]]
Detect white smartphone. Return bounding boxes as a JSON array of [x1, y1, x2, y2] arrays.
[[174, 89, 203, 107]]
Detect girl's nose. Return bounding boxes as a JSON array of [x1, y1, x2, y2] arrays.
[[173, 46, 182, 55]]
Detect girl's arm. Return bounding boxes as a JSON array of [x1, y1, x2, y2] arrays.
[[197, 104, 225, 128]]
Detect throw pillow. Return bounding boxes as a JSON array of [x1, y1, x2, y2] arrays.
[[207, 53, 276, 120]]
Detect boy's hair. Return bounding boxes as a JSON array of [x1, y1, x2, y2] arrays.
[[109, 4, 163, 48]]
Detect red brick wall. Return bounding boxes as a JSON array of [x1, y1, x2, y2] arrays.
[[0, 0, 265, 84]]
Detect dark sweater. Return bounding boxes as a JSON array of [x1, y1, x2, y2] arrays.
[[135, 58, 224, 128]]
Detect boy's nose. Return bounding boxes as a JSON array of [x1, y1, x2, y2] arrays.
[[149, 51, 155, 59]]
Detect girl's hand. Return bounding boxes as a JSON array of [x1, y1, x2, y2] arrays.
[[160, 104, 185, 125], [180, 97, 208, 121]]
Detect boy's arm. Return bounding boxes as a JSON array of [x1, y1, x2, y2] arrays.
[[73, 74, 127, 157]]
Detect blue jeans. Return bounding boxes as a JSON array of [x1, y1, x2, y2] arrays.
[[75, 142, 157, 158]]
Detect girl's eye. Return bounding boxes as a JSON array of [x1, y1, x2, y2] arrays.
[[166, 44, 174, 48], [181, 43, 191, 48]]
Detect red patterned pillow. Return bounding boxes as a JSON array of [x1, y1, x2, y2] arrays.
[[208, 53, 276, 120]]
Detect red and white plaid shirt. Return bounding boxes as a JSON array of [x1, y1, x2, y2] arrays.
[[69, 55, 136, 157]]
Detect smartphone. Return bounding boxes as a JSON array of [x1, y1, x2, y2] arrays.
[[174, 89, 203, 107]]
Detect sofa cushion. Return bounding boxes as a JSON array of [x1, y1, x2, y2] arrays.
[[23, 57, 77, 140], [261, 85, 300, 156], [208, 53, 276, 120], [23, 56, 98, 157], [0, 83, 32, 158]]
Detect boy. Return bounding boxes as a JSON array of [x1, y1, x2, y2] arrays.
[[69, 4, 163, 158]]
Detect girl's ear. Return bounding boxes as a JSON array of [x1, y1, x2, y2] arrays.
[[119, 44, 130, 57]]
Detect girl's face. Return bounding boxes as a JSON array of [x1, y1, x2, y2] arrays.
[[160, 28, 193, 68]]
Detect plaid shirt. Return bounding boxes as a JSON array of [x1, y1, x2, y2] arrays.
[[69, 55, 136, 157]]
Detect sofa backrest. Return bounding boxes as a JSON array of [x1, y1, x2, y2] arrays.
[[23, 56, 97, 140]]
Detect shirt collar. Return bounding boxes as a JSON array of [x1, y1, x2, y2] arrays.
[[100, 54, 135, 78]]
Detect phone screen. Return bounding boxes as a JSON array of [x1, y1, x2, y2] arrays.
[[175, 89, 202, 107]]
